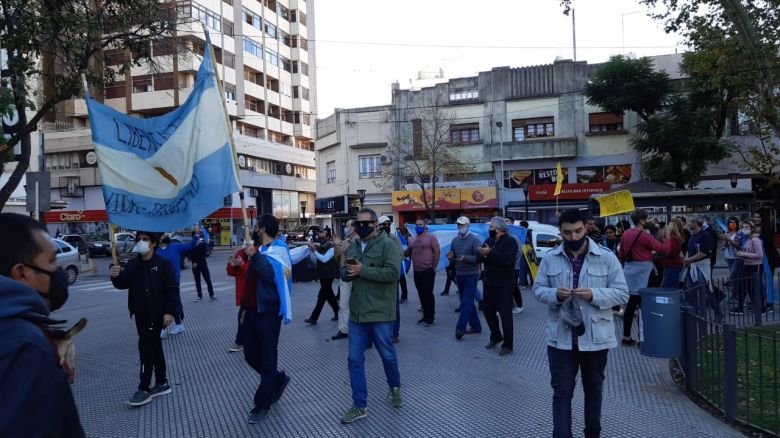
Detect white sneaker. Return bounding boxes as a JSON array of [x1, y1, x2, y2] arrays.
[[512, 307, 523, 314], [170, 323, 185, 335]]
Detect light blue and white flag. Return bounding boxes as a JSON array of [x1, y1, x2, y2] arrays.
[[405, 223, 527, 271], [261, 238, 294, 324], [86, 35, 240, 231]]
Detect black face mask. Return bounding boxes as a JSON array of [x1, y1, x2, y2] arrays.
[[26, 265, 69, 311], [488, 229, 497, 239], [383, 225, 391, 234], [356, 226, 374, 239], [251, 231, 260, 246], [564, 235, 588, 253]]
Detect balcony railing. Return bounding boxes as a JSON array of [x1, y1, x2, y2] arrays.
[[487, 137, 577, 161]]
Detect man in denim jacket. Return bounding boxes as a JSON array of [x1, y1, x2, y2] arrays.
[[533, 209, 628, 438]]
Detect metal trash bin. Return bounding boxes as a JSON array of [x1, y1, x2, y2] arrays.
[[638, 287, 682, 358]]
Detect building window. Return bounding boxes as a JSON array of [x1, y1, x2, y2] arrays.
[[222, 51, 235, 68], [244, 68, 263, 85], [244, 96, 263, 113], [243, 38, 263, 58], [588, 112, 624, 133], [132, 75, 152, 93], [222, 18, 234, 37], [326, 161, 336, 183], [281, 56, 292, 72], [278, 29, 291, 47], [280, 82, 292, 97], [292, 86, 299, 98], [411, 119, 423, 157], [265, 49, 279, 67], [299, 11, 307, 26], [223, 83, 236, 101], [449, 88, 478, 101], [293, 61, 309, 76], [359, 155, 382, 178], [449, 123, 480, 144], [512, 117, 555, 141], [301, 87, 309, 100]]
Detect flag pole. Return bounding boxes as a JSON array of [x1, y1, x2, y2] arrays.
[[81, 72, 120, 266], [205, 28, 252, 246]]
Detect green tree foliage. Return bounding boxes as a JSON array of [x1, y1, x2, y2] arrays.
[[0, 0, 177, 209], [586, 55, 733, 188], [584, 56, 670, 122]]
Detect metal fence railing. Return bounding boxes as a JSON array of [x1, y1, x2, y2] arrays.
[[679, 273, 780, 436]]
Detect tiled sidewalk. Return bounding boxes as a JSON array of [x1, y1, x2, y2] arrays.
[[60, 254, 744, 437]]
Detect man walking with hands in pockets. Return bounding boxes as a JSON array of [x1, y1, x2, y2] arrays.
[[533, 209, 628, 438]]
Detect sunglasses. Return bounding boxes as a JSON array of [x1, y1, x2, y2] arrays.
[[355, 220, 375, 228]]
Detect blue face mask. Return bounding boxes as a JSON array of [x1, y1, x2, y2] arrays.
[[458, 226, 469, 236], [415, 225, 425, 234]]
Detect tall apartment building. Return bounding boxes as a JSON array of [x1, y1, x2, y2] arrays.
[[40, 0, 318, 241], [315, 53, 756, 229]]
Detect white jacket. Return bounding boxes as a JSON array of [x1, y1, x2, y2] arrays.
[[533, 237, 629, 351]]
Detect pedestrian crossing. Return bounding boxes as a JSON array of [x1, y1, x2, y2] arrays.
[[71, 279, 234, 292]]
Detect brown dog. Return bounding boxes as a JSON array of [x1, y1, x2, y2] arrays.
[[47, 318, 87, 383]]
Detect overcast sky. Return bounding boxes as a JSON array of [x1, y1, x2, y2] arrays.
[[313, 0, 683, 118]]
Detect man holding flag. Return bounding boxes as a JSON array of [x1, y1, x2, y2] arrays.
[[242, 214, 293, 424]]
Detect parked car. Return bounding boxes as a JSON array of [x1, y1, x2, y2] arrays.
[[52, 238, 80, 284], [62, 234, 112, 257], [285, 225, 309, 243], [526, 221, 562, 261]]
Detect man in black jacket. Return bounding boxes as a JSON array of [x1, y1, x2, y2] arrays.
[[476, 216, 519, 356], [191, 224, 216, 302], [0, 213, 85, 437], [304, 228, 339, 324], [110, 231, 178, 407]]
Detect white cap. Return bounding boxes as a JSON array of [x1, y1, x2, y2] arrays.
[[378, 215, 391, 224], [456, 216, 470, 225]]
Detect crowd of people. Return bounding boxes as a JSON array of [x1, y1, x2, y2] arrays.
[[1, 206, 777, 437]]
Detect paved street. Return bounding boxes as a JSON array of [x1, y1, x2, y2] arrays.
[[58, 249, 744, 437]]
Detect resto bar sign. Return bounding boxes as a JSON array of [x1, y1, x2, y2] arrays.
[[529, 183, 610, 201]]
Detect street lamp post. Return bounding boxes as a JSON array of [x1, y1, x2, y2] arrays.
[[357, 189, 366, 208], [300, 201, 307, 225], [521, 181, 530, 221], [496, 121, 505, 217]]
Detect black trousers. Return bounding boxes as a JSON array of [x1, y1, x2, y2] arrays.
[[309, 278, 339, 321], [442, 264, 456, 294], [512, 269, 523, 308], [548, 346, 609, 438], [623, 295, 641, 338], [193, 260, 214, 298], [134, 315, 166, 391], [413, 268, 436, 322], [483, 285, 514, 349], [399, 275, 408, 301], [173, 279, 184, 324], [242, 310, 283, 410]]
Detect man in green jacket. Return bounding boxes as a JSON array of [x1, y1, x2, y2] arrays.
[[339, 208, 402, 424]]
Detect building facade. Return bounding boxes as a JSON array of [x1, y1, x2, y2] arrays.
[[40, 0, 317, 241], [315, 53, 760, 228]]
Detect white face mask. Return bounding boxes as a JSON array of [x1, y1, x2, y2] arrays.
[[133, 240, 151, 255], [741, 228, 752, 235]]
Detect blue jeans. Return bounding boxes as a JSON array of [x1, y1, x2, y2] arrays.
[[455, 275, 481, 333], [393, 287, 401, 338], [548, 346, 608, 438], [348, 320, 400, 408], [518, 255, 530, 286], [661, 267, 682, 288]]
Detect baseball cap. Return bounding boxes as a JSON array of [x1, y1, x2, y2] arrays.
[[378, 215, 391, 224], [455, 216, 470, 225]]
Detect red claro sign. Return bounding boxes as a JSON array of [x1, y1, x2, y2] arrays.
[[42, 210, 109, 223], [529, 183, 611, 201]]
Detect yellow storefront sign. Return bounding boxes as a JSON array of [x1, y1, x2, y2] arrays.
[[596, 190, 635, 217]]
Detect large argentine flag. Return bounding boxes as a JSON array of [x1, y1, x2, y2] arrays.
[[406, 223, 527, 272], [86, 38, 240, 231]]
